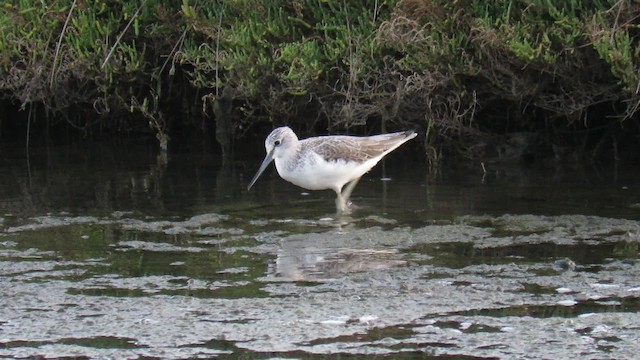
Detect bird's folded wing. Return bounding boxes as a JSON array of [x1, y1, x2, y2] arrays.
[[304, 132, 414, 163]]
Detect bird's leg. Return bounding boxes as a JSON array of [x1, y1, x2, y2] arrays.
[[334, 190, 348, 213], [340, 177, 361, 211]]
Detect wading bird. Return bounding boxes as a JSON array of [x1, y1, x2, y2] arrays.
[[248, 126, 417, 213]]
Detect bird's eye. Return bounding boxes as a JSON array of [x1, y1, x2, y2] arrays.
[[274, 140, 281, 146]]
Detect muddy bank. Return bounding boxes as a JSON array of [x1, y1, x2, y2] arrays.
[[0, 212, 639, 358]]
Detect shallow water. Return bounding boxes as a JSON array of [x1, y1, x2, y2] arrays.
[[1, 140, 639, 359]]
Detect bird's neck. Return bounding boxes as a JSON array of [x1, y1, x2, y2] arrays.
[[276, 143, 301, 171]]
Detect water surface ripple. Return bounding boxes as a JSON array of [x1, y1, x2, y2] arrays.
[[0, 142, 639, 359]]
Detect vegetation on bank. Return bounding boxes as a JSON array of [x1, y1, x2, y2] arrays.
[[1, 0, 639, 164]]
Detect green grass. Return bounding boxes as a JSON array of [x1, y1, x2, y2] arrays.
[[0, 0, 638, 162]]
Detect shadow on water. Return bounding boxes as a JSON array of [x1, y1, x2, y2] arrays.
[[0, 139, 639, 222]]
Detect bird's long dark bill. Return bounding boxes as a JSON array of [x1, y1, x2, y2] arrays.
[[247, 150, 274, 191]]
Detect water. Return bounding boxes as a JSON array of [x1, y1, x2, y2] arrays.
[[1, 140, 639, 359]]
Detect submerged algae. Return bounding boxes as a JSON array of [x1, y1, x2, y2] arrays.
[[0, 213, 639, 358]]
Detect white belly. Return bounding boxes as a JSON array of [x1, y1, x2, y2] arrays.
[[275, 154, 379, 192]]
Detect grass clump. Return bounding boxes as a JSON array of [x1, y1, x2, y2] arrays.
[[0, 0, 639, 164]]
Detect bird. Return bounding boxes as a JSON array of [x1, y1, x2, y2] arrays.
[[247, 126, 417, 213]]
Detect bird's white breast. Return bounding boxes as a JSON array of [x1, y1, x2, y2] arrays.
[[275, 152, 379, 191]]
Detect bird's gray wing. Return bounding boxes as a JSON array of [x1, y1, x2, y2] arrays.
[[302, 131, 415, 163]]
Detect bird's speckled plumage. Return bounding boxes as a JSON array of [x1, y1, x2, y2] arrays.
[[248, 126, 417, 213], [301, 131, 415, 163]]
